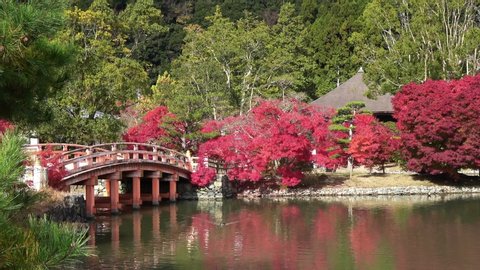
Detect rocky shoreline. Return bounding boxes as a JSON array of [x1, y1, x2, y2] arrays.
[[43, 195, 87, 222], [236, 185, 480, 199]]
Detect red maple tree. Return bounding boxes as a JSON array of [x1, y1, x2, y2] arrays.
[[393, 74, 480, 176], [0, 119, 13, 134], [38, 146, 67, 189], [123, 106, 185, 151], [192, 99, 333, 187], [348, 114, 399, 172]]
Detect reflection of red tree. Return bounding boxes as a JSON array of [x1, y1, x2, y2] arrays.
[[191, 211, 285, 269], [311, 204, 349, 269], [349, 211, 381, 268], [314, 204, 347, 242], [189, 204, 355, 269]]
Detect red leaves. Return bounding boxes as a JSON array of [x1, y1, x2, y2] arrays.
[[192, 99, 333, 187], [38, 147, 67, 189], [349, 114, 398, 170], [123, 106, 185, 150], [191, 166, 216, 186], [0, 119, 13, 134], [393, 74, 480, 175]]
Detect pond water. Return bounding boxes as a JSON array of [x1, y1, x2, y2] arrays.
[[77, 195, 480, 270]]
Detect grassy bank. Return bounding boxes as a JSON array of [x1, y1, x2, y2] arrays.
[[300, 166, 480, 189]]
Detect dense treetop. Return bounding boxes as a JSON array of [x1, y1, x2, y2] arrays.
[[1, 0, 479, 147]]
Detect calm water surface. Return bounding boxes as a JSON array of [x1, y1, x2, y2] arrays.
[[77, 196, 480, 270]]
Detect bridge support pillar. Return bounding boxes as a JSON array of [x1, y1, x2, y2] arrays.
[[110, 179, 120, 214], [169, 179, 177, 202], [105, 180, 111, 196], [152, 178, 160, 206], [85, 176, 97, 218], [132, 176, 141, 209]]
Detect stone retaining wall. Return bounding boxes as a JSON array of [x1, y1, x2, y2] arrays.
[[238, 186, 480, 198], [44, 195, 87, 222]]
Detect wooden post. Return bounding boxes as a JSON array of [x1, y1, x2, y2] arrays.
[[133, 144, 139, 159], [105, 180, 111, 196], [169, 178, 177, 202], [110, 179, 119, 214], [85, 177, 96, 218], [152, 177, 160, 206], [132, 176, 141, 209]]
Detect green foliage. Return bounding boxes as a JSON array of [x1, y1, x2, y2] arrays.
[[28, 216, 90, 268], [0, 0, 75, 122], [352, 0, 480, 95], [0, 131, 90, 269], [0, 130, 26, 190], [307, 0, 369, 96], [328, 102, 366, 166], [36, 0, 150, 144], [120, 0, 168, 62], [155, 3, 314, 130], [332, 102, 366, 124]]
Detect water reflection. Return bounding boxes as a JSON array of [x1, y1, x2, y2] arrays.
[[78, 195, 480, 270]]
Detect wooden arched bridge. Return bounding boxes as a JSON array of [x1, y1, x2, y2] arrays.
[[28, 143, 196, 218]]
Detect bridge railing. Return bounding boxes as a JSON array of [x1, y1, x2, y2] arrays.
[[27, 142, 194, 175], [24, 143, 90, 156], [62, 150, 191, 173]]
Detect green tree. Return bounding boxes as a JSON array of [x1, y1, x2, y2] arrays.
[[329, 101, 366, 176], [120, 0, 168, 57], [306, 0, 369, 96], [299, 0, 318, 23], [352, 0, 480, 95], [0, 0, 74, 123], [264, 3, 316, 100], [37, 0, 149, 144]]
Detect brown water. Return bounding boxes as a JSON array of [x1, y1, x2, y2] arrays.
[[76, 196, 480, 270]]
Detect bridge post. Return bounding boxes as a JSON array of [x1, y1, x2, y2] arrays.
[[152, 177, 160, 206], [133, 176, 141, 209], [169, 173, 178, 202], [110, 179, 120, 214], [105, 180, 110, 196], [133, 144, 139, 160], [85, 176, 97, 219]]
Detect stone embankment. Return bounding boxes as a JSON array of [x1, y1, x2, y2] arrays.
[[188, 175, 235, 200], [44, 195, 86, 222], [237, 186, 480, 198]]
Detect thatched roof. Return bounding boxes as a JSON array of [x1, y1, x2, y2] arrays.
[[311, 69, 393, 113]]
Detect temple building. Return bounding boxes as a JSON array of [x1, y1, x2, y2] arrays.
[[311, 68, 395, 122]]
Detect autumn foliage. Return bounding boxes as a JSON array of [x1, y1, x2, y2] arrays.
[[38, 147, 67, 189], [348, 114, 399, 171], [0, 119, 13, 134], [192, 100, 334, 187], [123, 106, 185, 150], [393, 74, 480, 176]]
